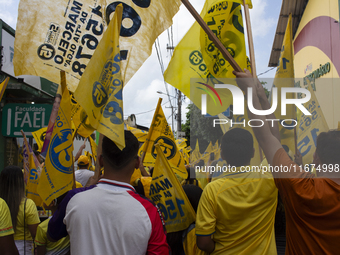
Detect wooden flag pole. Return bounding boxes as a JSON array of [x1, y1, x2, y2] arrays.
[[242, 0, 257, 78], [181, 0, 243, 72]]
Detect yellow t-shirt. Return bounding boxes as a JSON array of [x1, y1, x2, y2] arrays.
[[35, 218, 70, 254], [0, 198, 14, 237], [14, 198, 40, 240], [183, 224, 207, 255], [196, 167, 278, 255]]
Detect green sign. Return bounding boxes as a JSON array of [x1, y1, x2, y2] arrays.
[[2, 103, 52, 137]]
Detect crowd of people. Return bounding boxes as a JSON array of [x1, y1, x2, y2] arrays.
[[1, 71, 340, 254]]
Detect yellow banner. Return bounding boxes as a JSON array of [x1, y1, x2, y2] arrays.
[[150, 145, 196, 233], [272, 14, 296, 154], [297, 80, 329, 164], [140, 100, 188, 179], [26, 152, 43, 207], [164, 1, 250, 115], [37, 81, 74, 205], [32, 127, 47, 152], [74, 5, 125, 150], [14, 0, 181, 93]]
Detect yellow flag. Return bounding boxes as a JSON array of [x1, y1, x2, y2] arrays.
[[164, 1, 251, 115], [88, 136, 97, 163], [150, 145, 196, 233], [70, 93, 95, 138], [127, 125, 148, 143], [271, 14, 296, 155], [37, 80, 74, 205], [176, 138, 187, 149], [0, 77, 9, 101], [190, 140, 201, 164], [297, 80, 329, 164], [26, 151, 43, 207], [74, 5, 125, 149], [14, 0, 181, 92], [140, 99, 188, 179], [32, 127, 47, 152]]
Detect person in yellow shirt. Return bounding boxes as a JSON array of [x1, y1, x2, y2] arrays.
[[0, 166, 40, 255], [196, 128, 278, 254], [35, 193, 70, 255], [0, 198, 19, 255]]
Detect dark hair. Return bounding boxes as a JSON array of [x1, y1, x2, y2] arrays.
[[221, 128, 254, 167], [102, 131, 139, 170], [0, 166, 25, 230], [316, 130, 340, 164]]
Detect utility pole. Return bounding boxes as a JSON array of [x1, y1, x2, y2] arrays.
[[176, 89, 182, 138]]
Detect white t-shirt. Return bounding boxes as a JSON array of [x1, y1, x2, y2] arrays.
[[74, 169, 94, 187], [48, 179, 169, 255]]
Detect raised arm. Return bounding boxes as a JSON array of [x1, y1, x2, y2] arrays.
[[233, 69, 282, 165]]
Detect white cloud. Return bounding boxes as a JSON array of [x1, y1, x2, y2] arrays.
[[250, 0, 276, 38], [0, 10, 17, 29], [0, 0, 13, 6]]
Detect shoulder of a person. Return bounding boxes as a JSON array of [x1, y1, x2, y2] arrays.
[[127, 190, 159, 212]]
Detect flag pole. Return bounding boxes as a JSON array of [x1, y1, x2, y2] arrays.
[[242, 0, 257, 78], [60, 70, 77, 189], [140, 98, 163, 163], [181, 0, 243, 72]]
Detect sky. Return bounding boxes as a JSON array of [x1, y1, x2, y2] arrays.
[[0, 0, 282, 131]]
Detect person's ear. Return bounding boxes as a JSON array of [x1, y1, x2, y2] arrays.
[[135, 156, 141, 169]]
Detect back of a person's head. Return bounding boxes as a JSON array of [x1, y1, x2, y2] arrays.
[[221, 128, 254, 167], [316, 130, 340, 164], [182, 184, 203, 213], [102, 131, 139, 170], [0, 165, 25, 230]]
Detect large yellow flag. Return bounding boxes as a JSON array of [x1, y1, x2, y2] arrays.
[[74, 5, 125, 150], [272, 14, 296, 154], [297, 80, 329, 164], [150, 145, 196, 233], [32, 127, 47, 152], [140, 99, 188, 179], [14, 0, 181, 92], [164, 0, 252, 115], [37, 81, 74, 205]]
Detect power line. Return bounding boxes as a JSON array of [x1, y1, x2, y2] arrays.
[[257, 67, 276, 77], [125, 100, 170, 116]]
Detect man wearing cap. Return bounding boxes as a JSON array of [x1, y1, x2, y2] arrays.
[[75, 155, 94, 187]]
